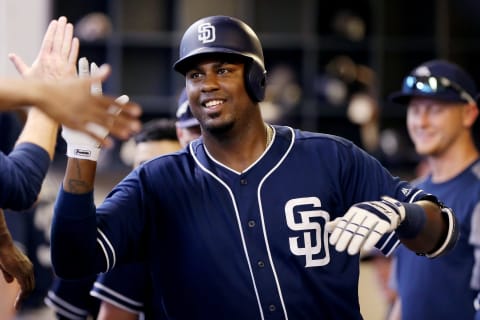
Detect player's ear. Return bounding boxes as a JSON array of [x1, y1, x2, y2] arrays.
[[463, 102, 479, 127]]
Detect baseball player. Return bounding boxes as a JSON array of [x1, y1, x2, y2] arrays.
[[175, 88, 201, 147], [90, 92, 200, 319], [388, 60, 480, 320], [46, 93, 193, 320], [51, 16, 458, 319]]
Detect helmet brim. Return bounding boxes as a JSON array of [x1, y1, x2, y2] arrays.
[[173, 48, 259, 75]]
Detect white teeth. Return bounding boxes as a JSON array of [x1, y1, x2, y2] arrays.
[[205, 100, 223, 108]]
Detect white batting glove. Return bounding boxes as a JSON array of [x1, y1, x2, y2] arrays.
[[325, 196, 405, 255], [62, 57, 129, 161]]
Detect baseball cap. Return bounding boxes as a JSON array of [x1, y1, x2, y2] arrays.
[[389, 59, 477, 105], [176, 89, 200, 128]]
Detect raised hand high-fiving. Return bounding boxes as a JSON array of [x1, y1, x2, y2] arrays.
[[9, 16, 140, 143]]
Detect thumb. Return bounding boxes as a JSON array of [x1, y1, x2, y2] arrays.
[[325, 218, 340, 233], [8, 53, 29, 76]]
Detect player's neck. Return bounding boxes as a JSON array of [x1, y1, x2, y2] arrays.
[[203, 122, 271, 173], [428, 142, 479, 183]]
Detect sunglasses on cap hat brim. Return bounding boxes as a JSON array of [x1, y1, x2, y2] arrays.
[[400, 75, 476, 104]]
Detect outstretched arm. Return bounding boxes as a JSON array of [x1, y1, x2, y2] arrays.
[[52, 59, 132, 279], [327, 196, 457, 257]]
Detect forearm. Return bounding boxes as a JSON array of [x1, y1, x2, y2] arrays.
[[51, 157, 102, 278], [16, 107, 59, 159], [399, 200, 451, 255], [0, 79, 45, 111], [63, 158, 97, 194], [51, 189, 102, 278]]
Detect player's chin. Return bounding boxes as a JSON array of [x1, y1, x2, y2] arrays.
[[414, 144, 438, 156], [203, 118, 234, 135]]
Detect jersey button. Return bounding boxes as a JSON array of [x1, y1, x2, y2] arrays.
[[248, 220, 256, 227], [268, 304, 276, 312], [257, 260, 265, 268], [240, 179, 247, 185]]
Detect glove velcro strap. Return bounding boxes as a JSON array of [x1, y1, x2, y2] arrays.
[[425, 207, 459, 258], [66, 144, 101, 161], [395, 203, 426, 239]]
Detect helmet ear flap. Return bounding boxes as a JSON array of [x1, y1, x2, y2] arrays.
[[245, 61, 267, 102]]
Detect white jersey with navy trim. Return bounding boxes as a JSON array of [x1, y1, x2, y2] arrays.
[[52, 125, 432, 319]]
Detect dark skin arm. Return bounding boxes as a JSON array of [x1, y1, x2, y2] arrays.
[[400, 200, 447, 254], [63, 158, 97, 194]]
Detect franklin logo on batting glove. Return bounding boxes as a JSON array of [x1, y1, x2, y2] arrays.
[[326, 196, 405, 255]]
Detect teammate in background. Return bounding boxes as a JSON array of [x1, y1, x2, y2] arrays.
[[51, 16, 458, 319], [387, 59, 480, 320], [174, 88, 201, 147], [91, 90, 201, 320]]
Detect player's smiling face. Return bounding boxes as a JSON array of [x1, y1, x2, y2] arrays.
[[184, 56, 254, 134], [407, 96, 467, 157]]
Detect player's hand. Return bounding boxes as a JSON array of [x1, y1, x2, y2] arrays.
[[0, 209, 34, 309], [61, 57, 130, 160], [9, 16, 78, 81], [325, 196, 405, 255], [9, 17, 140, 143]]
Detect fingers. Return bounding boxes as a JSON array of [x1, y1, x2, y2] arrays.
[[361, 222, 389, 253], [52, 16, 68, 55], [110, 94, 129, 114], [328, 209, 392, 255], [7, 53, 29, 76], [90, 62, 102, 96], [328, 213, 355, 253], [68, 37, 80, 67], [78, 97, 141, 142], [115, 94, 130, 105], [78, 57, 89, 78], [38, 19, 58, 56], [92, 64, 112, 83], [61, 21, 74, 59], [346, 214, 376, 255], [325, 218, 339, 233], [106, 101, 142, 140]]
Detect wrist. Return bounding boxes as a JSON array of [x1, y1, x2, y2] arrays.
[[395, 203, 426, 238], [66, 144, 101, 161]]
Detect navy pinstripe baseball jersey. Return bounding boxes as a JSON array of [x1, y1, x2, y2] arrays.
[[394, 159, 480, 320], [45, 275, 100, 319], [90, 262, 148, 316], [52, 125, 434, 319]]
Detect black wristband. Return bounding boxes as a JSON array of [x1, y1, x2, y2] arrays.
[[395, 203, 426, 239]]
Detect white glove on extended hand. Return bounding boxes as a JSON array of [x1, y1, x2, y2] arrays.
[[62, 57, 129, 161], [325, 196, 405, 255]]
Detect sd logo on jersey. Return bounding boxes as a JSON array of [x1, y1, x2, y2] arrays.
[[285, 197, 331, 267]]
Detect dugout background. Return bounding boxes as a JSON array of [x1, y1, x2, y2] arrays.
[[49, 0, 480, 178]]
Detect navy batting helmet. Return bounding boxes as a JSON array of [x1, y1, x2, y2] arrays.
[[173, 15, 267, 102]]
